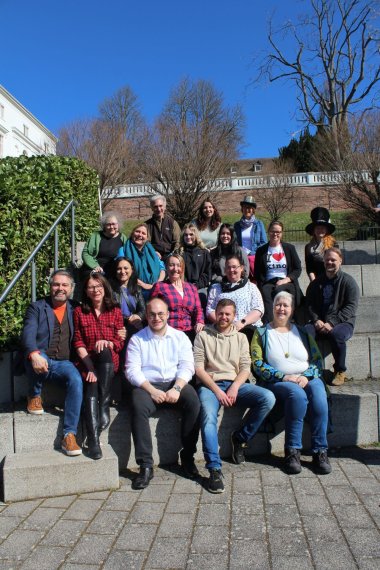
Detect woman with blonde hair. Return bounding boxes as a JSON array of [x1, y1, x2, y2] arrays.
[[177, 224, 211, 305]]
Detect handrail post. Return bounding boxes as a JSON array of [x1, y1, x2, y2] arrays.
[[31, 260, 36, 302], [71, 202, 76, 266], [54, 228, 59, 270]]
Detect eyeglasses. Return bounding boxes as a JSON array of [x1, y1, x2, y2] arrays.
[[226, 265, 242, 270], [87, 285, 104, 291], [270, 230, 282, 235], [147, 312, 167, 319]]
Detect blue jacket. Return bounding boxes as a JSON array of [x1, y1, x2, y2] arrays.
[[21, 297, 77, 357], [234, 219, 267, 255]]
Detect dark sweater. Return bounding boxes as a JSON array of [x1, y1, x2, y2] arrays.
[[182, 246, 211, 290], [306, 270, 360, 328]]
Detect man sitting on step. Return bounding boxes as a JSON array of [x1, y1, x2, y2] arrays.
[[305, 247, 360, 386], [21, 269, 83, 456], [126, 296, 200, 490]]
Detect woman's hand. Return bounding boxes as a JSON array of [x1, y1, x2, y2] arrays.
[[235, 320, 245, 331], [92, 266, 103, 273], [297, 376, 309, 388], [276, 277, 290, 286], [94, 340, 113, 352], [137, 279, 153, 290], [283, 374, 308, 388], [85, 371, 97, 383], [194, 323, 205, 333], [117, 327, 127, 340], [128, 315, 141, 324]]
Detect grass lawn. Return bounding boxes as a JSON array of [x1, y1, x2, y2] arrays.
[[122, 210, 357, 242]]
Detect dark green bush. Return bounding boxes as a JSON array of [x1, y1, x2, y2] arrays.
[[0, 155, 99, 349]]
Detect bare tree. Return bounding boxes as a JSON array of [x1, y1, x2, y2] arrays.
[[137, 78, 244, 225], [57, 85, 144, 206], [260, 160, 296, 220], [260, 0, 380, 161]]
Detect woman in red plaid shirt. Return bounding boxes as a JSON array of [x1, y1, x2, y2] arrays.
[[73, 273, 124, 459], [151, 253, 205, 343]]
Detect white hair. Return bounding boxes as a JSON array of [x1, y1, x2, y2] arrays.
[[150, 195, 166, 207]]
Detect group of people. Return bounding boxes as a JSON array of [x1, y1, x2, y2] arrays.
[[20, 196, 360, 493]]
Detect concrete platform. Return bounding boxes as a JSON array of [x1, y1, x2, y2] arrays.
[[2, 444, 119, 503]]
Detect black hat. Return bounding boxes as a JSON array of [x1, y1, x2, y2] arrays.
[[240, 195, 257, 208], [305, 207, 336, 235]]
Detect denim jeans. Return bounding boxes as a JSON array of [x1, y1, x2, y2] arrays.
[[305, 322, 354, 372], [264, 378, 328, 452], [25, 352, 83, 436], [197, 381, 276, 470]]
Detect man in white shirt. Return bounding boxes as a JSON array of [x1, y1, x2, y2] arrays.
[[126, 297, 200, 489]]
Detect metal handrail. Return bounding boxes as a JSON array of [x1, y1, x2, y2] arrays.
[[0, 199, 76, 304]]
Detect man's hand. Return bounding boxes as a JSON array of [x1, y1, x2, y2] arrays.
[[322, 322, 333, 333], [226, 383, 239, 405], [30, 353, 49, 374], [118, 327, 127, 340], [94, 340, 112, 352], [165, 388, 180, 404], [150, 387, 167, 404], [216, 388, 233, 407]]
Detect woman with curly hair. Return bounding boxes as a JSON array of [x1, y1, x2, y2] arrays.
[[193, 199, 222, 250], [211, 223, 249, 283], [305, 207, 337, 282]]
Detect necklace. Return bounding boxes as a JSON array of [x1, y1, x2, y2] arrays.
[[274, 329, 290, 358]]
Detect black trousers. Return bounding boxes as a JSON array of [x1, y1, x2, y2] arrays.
[[131, 381, 200, 468], [261, 280, 297, 323]]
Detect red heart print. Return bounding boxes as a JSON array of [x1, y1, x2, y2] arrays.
[[273, 252, 284, 262]]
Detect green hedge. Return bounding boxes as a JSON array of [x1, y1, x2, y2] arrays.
[[0, 155, 99, 350]]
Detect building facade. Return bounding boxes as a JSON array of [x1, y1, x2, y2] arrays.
[[0, 85, 57, 158]]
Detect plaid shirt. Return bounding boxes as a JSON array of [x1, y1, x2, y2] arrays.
[[151, 281, 204, 332], [73, 306, 124, 373]]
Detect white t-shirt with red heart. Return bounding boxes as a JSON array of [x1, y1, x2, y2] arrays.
[[266, 245, 287, 281]]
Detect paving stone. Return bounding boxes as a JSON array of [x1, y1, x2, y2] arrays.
[[60, 565, 100, 570], [323, 485, 360, 505], [360, 494, 380, 525], [129, 502, 165, 524], [231, 492, 264, 516], [40, 519, 88, 547], [302, 514, 344, 542], [0, 530, 43, 561], [79, 491, 111, 500], [67, 534, 114, 565], [145, 537, 190, 568], [261, 469, 290, 486], [296, 494, 331, 515], [191, 526, 229, 553], [102, 491, 139, 511], [166, 494, 199, 513], [86, 509, 127, 535], [1, 500, 42, 518], [20, 546, 69, 570], [157, 513, 195, 538], [103, 550, 146, 570], [231, 515, 266, 540], [186, 551, 229, 569], [351, 478, 380, 495], [265, 504, 302, 528], [199, 486, 231, 504], [229, 539, 270, 569], [0, 561, 22, 570], [232, 475, 261, 494], [343, 527, 380, 558], [339, 461, 377, 478], [196, 503, 230, 525], [291, 477, 325, 495], [356, 558, 380, 569], [171, 478, 203, 494], [263, 485, 295, 505], [62, 499, 105, 521], [310, 543, 358, 569], [135, 483, 173, 503], [114, 523, 157, 551], [42, 496, 77, 508], [271, 556, 314, 570], [268, 526, 309, 557], [0, 516, 22, 539], [21, 507, 64, 531], [333, 504, 377, 528]]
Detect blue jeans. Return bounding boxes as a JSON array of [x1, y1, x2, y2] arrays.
[[305, 322, 353, 372], [197, 381, 275, 470], [265, 378, 328, 452], [25, 352, 83, 436]]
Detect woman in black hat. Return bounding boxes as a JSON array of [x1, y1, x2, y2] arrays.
[[234, 195, 267, 278], [305, 207, 337, 282]]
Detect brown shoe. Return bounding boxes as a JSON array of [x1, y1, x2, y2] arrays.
[[332, 371, 347, 386], [61, 433, 82, 456], [27, 396, 44, 415]]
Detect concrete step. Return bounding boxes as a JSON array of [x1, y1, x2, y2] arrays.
[[299, 265, 380, 297], [2, 444, 119, 502], [291, 240, 380, 266]]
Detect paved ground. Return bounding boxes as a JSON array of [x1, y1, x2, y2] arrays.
[[0, 447, 380, 569]]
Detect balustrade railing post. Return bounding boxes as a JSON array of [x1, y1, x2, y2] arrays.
[[31, 260, 36, 302], [71, 202, 76, 265], [54, 228, 59, 270]]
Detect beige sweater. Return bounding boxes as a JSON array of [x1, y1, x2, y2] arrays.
[[193, 324, 251, 382]]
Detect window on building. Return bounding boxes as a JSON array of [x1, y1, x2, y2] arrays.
[[0, 104, 4, 119], [22, 150, 28, 156], [23, 124, 29, 137], [253, 162, 262, 172], [44, 142, 49, 154], [0, 134, 3, 157]]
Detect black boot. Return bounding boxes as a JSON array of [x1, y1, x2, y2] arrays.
[[97, 363, 114, 431], [85, 397, 102, 460]]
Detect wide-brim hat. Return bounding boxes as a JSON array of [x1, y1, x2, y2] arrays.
[[305, 206, 336, 235], [240, 195, 257, 208]]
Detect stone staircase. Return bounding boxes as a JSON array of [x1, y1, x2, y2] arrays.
[[1, 240, 379, 502]]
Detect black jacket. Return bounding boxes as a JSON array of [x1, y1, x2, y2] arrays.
[[182, 246, 211, 290]]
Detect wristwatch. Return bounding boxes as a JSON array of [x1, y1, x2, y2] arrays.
[[173, 385, 182, 393]]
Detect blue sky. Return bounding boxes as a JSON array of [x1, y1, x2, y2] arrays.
[[2, 0, 310, 157]]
